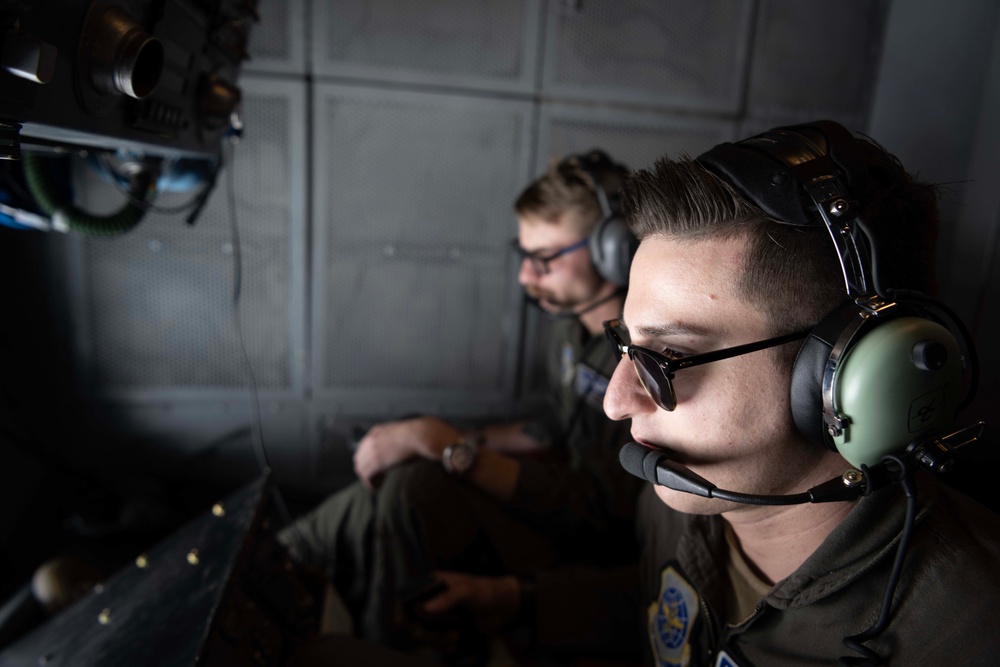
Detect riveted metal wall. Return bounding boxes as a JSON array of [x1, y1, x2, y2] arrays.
[[49, 0, 893, 494], [311, 84, 532, 415], [310, 0, 542, 93], [243, 0, 307, 74], [744, 0, 887, 131], [71, 77, 307, 400], [538, 105, 737, 173], [542, 0, 755, 113]]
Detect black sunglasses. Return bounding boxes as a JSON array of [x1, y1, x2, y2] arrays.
[[510, 237, 588, 275], [604, 319, 810, 411]]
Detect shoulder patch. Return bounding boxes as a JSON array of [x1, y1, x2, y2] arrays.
[[561, 342, 576, 387], [575, 362, 610, 407], [714, 649, 742, 667], [649, 562, 700, 667]]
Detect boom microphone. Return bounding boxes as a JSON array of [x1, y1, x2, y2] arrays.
[[618, 442, 864, 505]]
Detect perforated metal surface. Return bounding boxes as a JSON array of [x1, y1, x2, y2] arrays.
[[245, 0, 306, 74], [748, 0, 888, 118], [35, 0, 900, 489], [311, 0, 539, 91], [544, 0, 753, 111], [541, 107, 735, 172], [74, 81, 304, 393], [312, 85, 532, 395]]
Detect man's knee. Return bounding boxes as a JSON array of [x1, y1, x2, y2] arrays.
[[277, 480, 374, 567], [375, 459, 458, 515]]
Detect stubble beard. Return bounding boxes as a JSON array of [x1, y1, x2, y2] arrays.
[[524, 284, 577, 313]]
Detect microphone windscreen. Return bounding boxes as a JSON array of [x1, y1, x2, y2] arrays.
[[619, 442, 657, 483], [619, 442, 716, 497]]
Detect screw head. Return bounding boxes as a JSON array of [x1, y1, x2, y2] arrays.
[[842, 469, 864, 487], [829, 199, 849, 216]]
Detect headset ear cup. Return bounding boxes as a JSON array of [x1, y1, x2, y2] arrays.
[[791, 298, 971, 468], [834, 316, 963, 467], [790, 303, 857, 452], [588, 215, 638, 287]]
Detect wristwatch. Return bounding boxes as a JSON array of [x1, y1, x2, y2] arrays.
[[442, 436, 480, 477]]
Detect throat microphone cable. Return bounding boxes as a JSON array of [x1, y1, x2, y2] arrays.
[[530, 286, 626, 320]]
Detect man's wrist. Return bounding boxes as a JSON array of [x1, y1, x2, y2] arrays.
[[442, 435, 481, 477]]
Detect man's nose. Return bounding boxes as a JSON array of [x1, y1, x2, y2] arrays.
[[517, 256, 540, 285], [604, 355, 656, 420]]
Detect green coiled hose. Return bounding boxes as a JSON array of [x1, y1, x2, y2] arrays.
[[22, 152, 149, 236]]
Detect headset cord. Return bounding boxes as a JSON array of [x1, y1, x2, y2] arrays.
[[529, 286, 626, 320], [839, 454, 918, 666]]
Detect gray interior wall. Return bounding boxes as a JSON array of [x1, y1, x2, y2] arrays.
[[47, 0, 1000, 497], [868, 0, 1000, 437]]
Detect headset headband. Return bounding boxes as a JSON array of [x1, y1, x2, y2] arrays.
[[697, 121, 874, 298], [573, 149, 626, 219]]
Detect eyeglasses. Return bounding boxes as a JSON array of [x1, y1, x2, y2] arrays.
[[510, 237, 588, 275], [604, 318, 810, 411]]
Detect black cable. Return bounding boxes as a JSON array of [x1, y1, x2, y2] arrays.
[[839, 454, 918, 666], [529, 286, 626, 320], [224, 138, 294, 528], [95, 153, 219, 216]]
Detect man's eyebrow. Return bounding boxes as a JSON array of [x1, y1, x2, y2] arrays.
[[624, 319, 714, 339]]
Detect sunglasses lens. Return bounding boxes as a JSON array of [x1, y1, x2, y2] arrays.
[[632, 350, 676, 411]]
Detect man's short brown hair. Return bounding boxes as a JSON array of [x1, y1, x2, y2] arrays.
[[515, 154, 605, 236], [622, 138, 940, 337]]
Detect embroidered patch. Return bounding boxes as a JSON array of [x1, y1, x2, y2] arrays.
[[649, 563, 699, 667], [714, 649, 742, 667], [574, 362, 609, 408]]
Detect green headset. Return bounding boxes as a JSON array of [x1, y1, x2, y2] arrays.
[[696, 121, 978, 469], [571, 149, 638, 288]]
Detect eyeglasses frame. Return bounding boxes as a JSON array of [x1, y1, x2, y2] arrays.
[[604, 318, 811, 411], [511, 237, 588, 275]]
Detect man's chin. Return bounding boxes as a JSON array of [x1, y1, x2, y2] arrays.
[[535, 298, 575, 315]]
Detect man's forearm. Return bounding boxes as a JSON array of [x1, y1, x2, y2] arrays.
[[477, 421, 551, 455], [464, 446, 521, 502]]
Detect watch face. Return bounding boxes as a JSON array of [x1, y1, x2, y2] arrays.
[[445, 440, 478, 476], [450, 444, 475, 473]]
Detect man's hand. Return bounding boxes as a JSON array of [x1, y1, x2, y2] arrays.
[[420, 571, 521, 634], [353, 416, 461, 489]]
